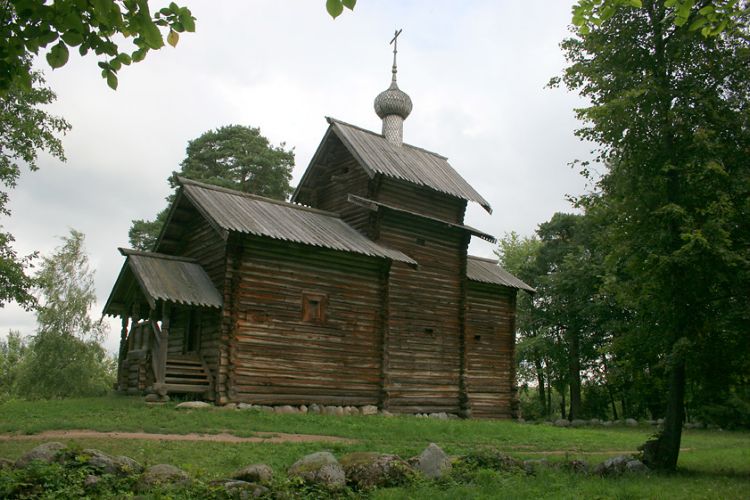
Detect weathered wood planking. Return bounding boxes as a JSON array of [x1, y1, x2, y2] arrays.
[[465, 281, 517, 418], [376, 178, 468, 225], [377, 211, 466, 414], [226, 236, 388, 405]]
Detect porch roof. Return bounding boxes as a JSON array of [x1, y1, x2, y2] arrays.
[[103, 248, 223, 316]]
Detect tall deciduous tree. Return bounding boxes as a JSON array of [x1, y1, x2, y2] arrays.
[[560, 0, 750, 470], [129, 125, 295, 250], [15, 230, 114, 399], [0, 70, 70, 309]]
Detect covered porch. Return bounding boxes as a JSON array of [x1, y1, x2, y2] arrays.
[[103, 248, 223, 401]]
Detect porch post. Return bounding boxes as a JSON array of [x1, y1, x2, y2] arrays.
[[117, 314, 130, 391], [155, 301, 171, 397]]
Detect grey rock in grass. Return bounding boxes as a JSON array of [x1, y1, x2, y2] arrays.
[[237, 403, 254, 410], [274, 405, 298, 414], [361, 405, 378, 416], [137, 463, 190, 491], [523, 459, 549, 475], [231, 463, 273, 484], [84, 474, 101, 490], [15, 442, 66, 468], [80, 448, 143, 476], [300, 405, 308, 414], [554, 419, 571, 428], [570, 419, 587, 428], [588, 418, 602, 426], [625, 418, 639, 427], [379, 410, 394, 417], [175, 401, 211, 409], [308, 404, 322, 414], [602, 420, 614, 427], [429, 412, 449, 420], [340, 452, 415, 489], [212, 479, 269, 498], [259, 405, 274, 413], [415, 443, 452, 479], [222, 403, 238, 410], [594, 455, 648, 476], [288, 451, 345, 490]]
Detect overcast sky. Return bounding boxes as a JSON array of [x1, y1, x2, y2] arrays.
[[1, 0, 592, 352]]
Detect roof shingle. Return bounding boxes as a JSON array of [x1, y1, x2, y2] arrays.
[[467, 256, 535, 292]]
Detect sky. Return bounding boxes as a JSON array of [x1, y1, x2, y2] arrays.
[[1, 0, 593, 352]]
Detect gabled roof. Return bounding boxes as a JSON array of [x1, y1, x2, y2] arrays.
[[467, 256, 535, 292], [293, 118, 492, 213], [347, 194, 496, 243], [103, 249, 223, 316], [178, 177, 416, 265]]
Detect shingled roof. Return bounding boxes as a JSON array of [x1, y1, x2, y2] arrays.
[[467, 256, 535, 292], [293, 118, 492, 213], [103, 249, 223, 316], [178, 178, 416, 265]]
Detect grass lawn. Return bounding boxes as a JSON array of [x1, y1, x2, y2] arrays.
[[1, 395, 749, 498]]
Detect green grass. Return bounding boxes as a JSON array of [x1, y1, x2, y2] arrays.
[[1, 395, 749, 498]]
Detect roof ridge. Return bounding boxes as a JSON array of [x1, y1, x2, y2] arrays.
[[176, 176, 343, 218], [118, 248, 199, 263], [468, 255, 499, 264], [326, 117, 449, 160]]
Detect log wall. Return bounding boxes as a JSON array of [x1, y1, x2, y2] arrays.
[[376, 178, 467, 224], [225, 236, 388, 405], [465, 281, 517, 418], [377, 211, 467, 414]]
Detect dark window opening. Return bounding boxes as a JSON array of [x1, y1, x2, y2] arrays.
[[424, 327, 434, 335], [302, 293, 327, 323], [184, 309, 202, 354], [474, 335, 482, 342]]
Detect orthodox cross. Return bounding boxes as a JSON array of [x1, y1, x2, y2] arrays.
[[390, 29, 402, 82]]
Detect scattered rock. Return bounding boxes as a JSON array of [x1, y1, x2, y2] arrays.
[[300, 405, 308, 414], [274, 405, 298, 414], [237, 403, 254, 410], [222, 403, 238, 410], [323, 406, 344, 417], [595, 455, 648, 476], [588, 418, 602, 426], [361, 405, 378, 416], [570, 419, 587, 428], [340, 452, 415, 490], [602, 420, 614, 427], [288, 451, 345, 490], [211, 479, 269, 498], [523, 459, 549, 475], [231, 464, 273, 484], [15, 442, 66, 468], [561, 459, 590, 474], [308, 404, 322, 414], [84, 474, 101, 490], [79, 448, 143, 476], [144, 393, 161, 403], [554, 419, 571, 428], [414, 443, 452, 479], [379, 410, 394, 417], [625, 418, 638, 427], [429, 412, 449, 420], [447, 413, 460, 420], [137, 463, 190, 491], [259, 405, 274, 413], [175, 401, 212, 409]]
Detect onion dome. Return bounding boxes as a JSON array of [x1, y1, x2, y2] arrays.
[[374, 79, 413, 120]]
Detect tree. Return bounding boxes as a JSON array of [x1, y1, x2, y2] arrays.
[[560, 0, 750, 470], [0, 331, 26, 399], [15, 230, 114, 399], [0, 70, 70, 309], [326, 0, 357, 19], [1, 1, 195, 92], [129, 125, 295, 250]]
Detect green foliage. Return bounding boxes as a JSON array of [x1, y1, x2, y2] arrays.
[[0, 331, 26, 400], [0, 0, 196, 92], [129, 125, 295, 250], [326, 0, 357, 19], [0, 70, 70, 309], [13, 230, 115, 399], [562, 0, 750, 469]]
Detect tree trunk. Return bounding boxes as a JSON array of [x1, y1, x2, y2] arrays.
[[560, 386, 567, 419], [606, 383, 618, 420], [567, 331, 582, 420], [535, 358, 547, 415], [641, 355, 685, 471]]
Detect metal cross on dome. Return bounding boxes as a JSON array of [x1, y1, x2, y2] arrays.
[[390, 29, 402, 82]]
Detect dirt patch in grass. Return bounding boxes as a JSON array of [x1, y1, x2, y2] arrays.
[[0, 429, 355, 444]]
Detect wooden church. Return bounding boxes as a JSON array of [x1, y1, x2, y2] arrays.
[[104, 40, 533, 419]]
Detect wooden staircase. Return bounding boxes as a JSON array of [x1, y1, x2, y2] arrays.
[[163, 354, 213, 397]]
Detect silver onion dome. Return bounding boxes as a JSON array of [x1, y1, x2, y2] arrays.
[[374, 80, 413, 120]]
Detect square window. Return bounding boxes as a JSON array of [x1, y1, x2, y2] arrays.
[[302, 292, 327, 323]]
